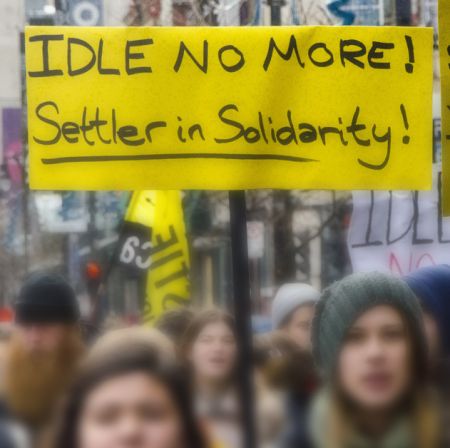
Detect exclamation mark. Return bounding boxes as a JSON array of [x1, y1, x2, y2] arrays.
[[400, 104, 410, 144], [405, 35, 415, 73]]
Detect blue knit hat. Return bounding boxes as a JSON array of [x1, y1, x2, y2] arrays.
[[312, 272, 427, 380], [404, 265, 450, 356]]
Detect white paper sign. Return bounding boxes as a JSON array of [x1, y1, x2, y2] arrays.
[[348, 167, 450, 275]]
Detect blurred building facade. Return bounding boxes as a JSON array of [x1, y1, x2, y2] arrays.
[[0, 0, 437, 323]]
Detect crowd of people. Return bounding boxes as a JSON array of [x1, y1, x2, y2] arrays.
[[0, 266, 450, 448]]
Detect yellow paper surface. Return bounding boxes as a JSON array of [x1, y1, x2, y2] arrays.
[[439, 1, 450, 214], [126, 190, 190, 323], [26, 26, 433, 191]]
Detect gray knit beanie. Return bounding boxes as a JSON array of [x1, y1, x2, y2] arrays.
[[312, 272, 427, 380], [272, 283, 320, 330]]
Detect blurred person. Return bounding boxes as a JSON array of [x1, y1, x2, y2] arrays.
[[271, 333, 318, 448], [3, 272, 84, 435], [0, 325, 12, 395], [404, 265, 450, 374], [182, 309, 241, 448], [0, 325, 31, 448], [0, 401, 31, 448], [253, 332, 318, 448], [310, 272, 441, 448], [53, 326, 207, 448], [254, 383, 285, 448], [155, 307, 194, 350], [271, 283, 319, 351], [405, 265, 450, 446], [252, 333, 287, 448]]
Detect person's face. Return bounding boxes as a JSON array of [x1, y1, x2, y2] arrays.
[[282, 304, 315, 351], [15, 323, 68, 354], [189, 321, 237, 383], [79, 372, 185, 448], [337, 305, 413, 412]]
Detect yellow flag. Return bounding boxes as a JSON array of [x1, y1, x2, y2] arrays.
[[120, 191, 190, 323]]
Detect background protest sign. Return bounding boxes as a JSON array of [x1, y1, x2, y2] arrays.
[[439, 0, 450, 214], [348, 167, 450, 275], [25, 26, 433, 191]]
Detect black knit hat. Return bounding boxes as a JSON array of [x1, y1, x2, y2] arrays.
[[15, 271, 80, 324], [312, 272, 427, 381]]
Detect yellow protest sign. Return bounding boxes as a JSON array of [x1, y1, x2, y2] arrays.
[[119, 190, 190, 322], [439, 0, 450, 214], [26, 26, 433, 191]]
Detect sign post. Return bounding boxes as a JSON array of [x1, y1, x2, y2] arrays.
[[229, 190, 256, 448]]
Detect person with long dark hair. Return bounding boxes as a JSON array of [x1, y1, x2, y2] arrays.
[[53, 327, 207, 448], [310, 272, 441, 448], [182, 309, 241, 448]]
